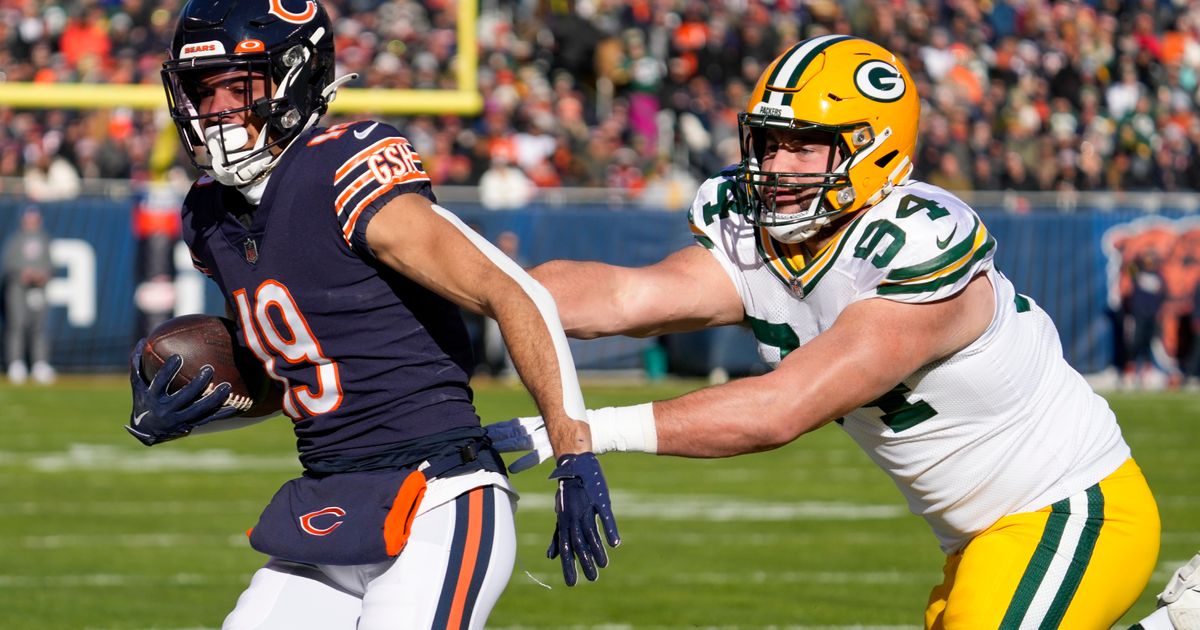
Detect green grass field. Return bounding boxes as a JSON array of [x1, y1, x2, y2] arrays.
[[1, 376, 1197, 629]]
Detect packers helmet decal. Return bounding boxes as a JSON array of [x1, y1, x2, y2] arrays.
[[854, 60, 906, 102]]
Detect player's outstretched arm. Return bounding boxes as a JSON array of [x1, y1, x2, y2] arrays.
[[649, 273, 997, 457], [529, 245, 744, 339], [366, 192, 619, 585], [491, 274, 997, 462]]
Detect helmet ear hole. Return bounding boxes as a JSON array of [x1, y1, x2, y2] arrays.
[[874, 150, 898, 168]]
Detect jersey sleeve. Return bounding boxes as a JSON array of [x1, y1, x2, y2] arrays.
[[851, 187, 996, 304], [686, 170, 754, 304], [309, 120, 436, 254]]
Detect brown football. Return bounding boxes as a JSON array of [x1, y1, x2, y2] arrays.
[[140, 314, 283, 418]]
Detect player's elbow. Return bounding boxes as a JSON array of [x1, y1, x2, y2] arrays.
[[747, 413, 808, 451], [745, 375, 827, 450]]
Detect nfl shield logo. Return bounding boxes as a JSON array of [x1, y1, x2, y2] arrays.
[[788, 276, 806, 298], [243, 238, 259, 264]]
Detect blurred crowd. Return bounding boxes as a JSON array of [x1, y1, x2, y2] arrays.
[[2, 0, 1200, 207]]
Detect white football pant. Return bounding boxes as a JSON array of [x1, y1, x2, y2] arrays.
[[222, 485, 516, 630]]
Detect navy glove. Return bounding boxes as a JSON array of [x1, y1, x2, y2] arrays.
[[126, 338, 239, 446], [547, 452, 620, 586], [486, 416, 552, 473]]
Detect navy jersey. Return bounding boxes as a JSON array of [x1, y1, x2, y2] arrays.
[[181, 120, 479, 470]]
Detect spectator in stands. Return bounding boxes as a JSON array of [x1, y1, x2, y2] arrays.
[[1126, 250, 1168, 389], [926, 152, 972, 193], [639, 158, 700, 211], [23, 142, 80, 202], [1186, 280, 1200, 390], [2, 206, 55, 385], [478, 141, 536, 209]]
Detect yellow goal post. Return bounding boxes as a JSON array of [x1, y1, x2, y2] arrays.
[[0, 0, 481, 115]]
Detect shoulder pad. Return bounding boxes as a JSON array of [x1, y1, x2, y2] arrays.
[[303, 120, 394, 149], [849, 184, 996, 302], [687, 171, 749, 248], [298, 120, 433, 247]]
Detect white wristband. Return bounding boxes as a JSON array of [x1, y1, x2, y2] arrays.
[[587, 403, 658, 454]]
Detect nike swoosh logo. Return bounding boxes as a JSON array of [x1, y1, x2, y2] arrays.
[[936, 226, 957, 250], [353, 122, 379, 140], [133, 411, 149, 426]]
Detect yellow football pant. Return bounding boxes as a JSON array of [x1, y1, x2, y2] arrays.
[[926, 459, 1159, 630]]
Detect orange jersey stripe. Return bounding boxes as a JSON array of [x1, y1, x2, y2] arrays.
[[339, 171, 433, 244], [334, 171, 374, 217], [446, 488, 484, 630], [334, 137, 405, 183], [340, 181, 395, 243]]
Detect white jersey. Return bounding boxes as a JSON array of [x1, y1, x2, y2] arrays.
[[689, 171, 1130, 552]]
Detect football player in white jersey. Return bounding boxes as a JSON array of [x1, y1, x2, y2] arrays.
[[488, 35, 1199, 629]]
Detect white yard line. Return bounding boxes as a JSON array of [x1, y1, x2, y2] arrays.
[[516, 492, 907, 521], [16, 533, 247, 549]]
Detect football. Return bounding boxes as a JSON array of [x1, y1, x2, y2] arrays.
[[140, 314, 283, 417]]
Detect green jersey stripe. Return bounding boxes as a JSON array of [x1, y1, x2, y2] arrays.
[[694, 234, 715, 250], [1041, 484, 1105, 628], [761, 235, 805, 276], [885, 217, 983, 281], [755, 228, 808, 287], [746, 314, 800, 357], [753, 208, 868, 292], [999, 497, 1072, 630], [876, 235, 995, 295]]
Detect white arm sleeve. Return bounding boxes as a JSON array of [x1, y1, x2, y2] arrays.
[[430, 204, 586, 418]]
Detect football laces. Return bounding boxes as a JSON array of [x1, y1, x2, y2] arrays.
[[202, 382, 252, 412]]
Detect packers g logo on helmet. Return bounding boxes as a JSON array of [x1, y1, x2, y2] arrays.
[[854, 60, 906, 102]]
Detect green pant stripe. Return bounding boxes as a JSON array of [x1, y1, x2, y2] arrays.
[[999, 498, 1072, 630], [1040, 485, 1105, 629]]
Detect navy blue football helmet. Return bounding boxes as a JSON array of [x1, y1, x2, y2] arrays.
[[161, 0, 340, 185]]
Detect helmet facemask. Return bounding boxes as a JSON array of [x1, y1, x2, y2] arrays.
[[739, 112, 867, 244], [162, 33, 332, 188]]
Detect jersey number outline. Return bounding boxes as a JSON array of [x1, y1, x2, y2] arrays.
[[307, 122, 353, 146], [233, 281, 343, 418]]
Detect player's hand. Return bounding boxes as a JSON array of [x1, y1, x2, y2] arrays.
[[126, 338, 239, 446], [547, 452, 620, 586], [486, 415, 552, 473]]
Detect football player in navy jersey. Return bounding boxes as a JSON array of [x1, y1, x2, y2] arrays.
[[125, 0, 619, 627]]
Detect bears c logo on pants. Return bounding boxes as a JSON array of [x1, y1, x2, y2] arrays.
[[299, 506, 346, 536]]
